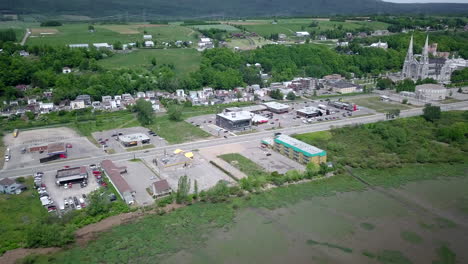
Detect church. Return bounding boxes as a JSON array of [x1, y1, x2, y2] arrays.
[[401, 35, 467, 83]]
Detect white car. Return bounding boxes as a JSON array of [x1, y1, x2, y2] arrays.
[[76, 204, 82, 210], [64, 198, 69, 206]]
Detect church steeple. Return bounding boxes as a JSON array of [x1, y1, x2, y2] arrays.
[[422, 35, 429, 58], [406, 35, 414, 60]]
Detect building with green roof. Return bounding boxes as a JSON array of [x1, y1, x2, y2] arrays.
[[273, 134, 327, 165]]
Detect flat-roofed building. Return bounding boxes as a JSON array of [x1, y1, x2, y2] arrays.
[[296, 106, 322, 118], [118, 133, 151, 147], [273, 134, 327, 165], [101, 160, 134, 205], [216, 111, 253, 130], [263, 102, 290, 113], [56, 166, 88, 185], [415, 84, 447, 101]]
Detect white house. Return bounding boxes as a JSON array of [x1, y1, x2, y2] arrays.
[[136, 92, 146, 98], [27, 98, 37, 104], [370, 40, 388, 49], [102, 95, 112, 102], [70, 100, 85, 110], [146, 91, 155, 98], [143, 35, 152, 40], [296, 31, 310, 37], [39, 102, 54, 110], [93, 43, 112, 49], [336, 42, 349, 47], [176, 89, 185, 97], [144, 41, 154, 47], [69, 44, 89, 49]]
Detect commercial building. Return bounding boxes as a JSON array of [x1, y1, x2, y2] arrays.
[[216, 111, 253, 130], [56, 167, 88, 185], [47, 142, 66, 155], [152, 179, 172, 198], [101, 160, 134, 205], [118, 133, 151, 147], [415, 84, 447, 101], [263, 102, 290, 113], [273, 135, 327, 165], [296, 106, 322, 118], [326, 80, 358, 94]]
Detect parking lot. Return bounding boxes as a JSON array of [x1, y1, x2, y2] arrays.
[[92, 126, 168, 153], [117, 160, 157, 206], [186, 100, 375, 137], [241, 144, 305, 174], [3, 127, 102, 170], [36, 166, 101, 213]]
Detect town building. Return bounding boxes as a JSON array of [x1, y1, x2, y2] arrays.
[[216, 111, 253, 130], [263, 102, 290, 113], [296, 106, 322, 118], [0, 178, 27, 194], [55, 166, 88, 186], [145, 41, 154, 47], [415, 84, 447, 101], [118, 133, 151, 147], [70, 100, 85, 110], [76, 94, 92, 105], [101, 160, 134, 205], [326, 80, 358, 94], [370, 40, 388, 49], [295, 31, 310, 37], [143, 35, 152, 40], [272, 135, 327, 165], [152, 179, 172, 198]]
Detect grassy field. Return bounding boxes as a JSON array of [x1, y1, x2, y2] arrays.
[[349, 96, 414, 113], [98, 48, 201, 77], [0, 177, 48, 255], [191, 24, 241, 32], [226, 37, 274, 50], [219, 153, 269, 178], [26, 23, 197, 46], [0, 21, 38, 40], [236, 19, 389, 38], [148, 115, 211, 144]]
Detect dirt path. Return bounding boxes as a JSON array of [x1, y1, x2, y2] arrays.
[[0, 247, 61, 264], [20, 28, 31, 46]]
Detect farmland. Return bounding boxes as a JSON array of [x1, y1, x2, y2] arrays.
[[190, 24, 241, 32], [97, 48, 201, 77], [25, 23, 197, 46]]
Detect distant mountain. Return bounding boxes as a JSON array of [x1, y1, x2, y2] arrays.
[[1, 0, 468, 19]]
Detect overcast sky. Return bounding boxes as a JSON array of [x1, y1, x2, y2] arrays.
[[383, 0, 468, 3]]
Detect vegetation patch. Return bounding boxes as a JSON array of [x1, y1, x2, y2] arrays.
[[360, 222, 375, 230], [433, 245, 457, 264], [375, 250, 413, 264], [400, 231, 423, 244], [219, 153, 269, 178]]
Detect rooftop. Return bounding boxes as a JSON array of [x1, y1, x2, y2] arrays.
[[56, 167, 87, 178], [274, 134, 326, 157], [416, 84, 446, 90], [101, 160, 131, 194], [118, 133, 150, 143], [153, 180, 171, 194], [217, 111, 253, 122], [297, 106, 320, 114], [263, 101, 290, 110], [47, 142, 66, 154], [0, 178, 16, 186], [329, 80, 357, 89]]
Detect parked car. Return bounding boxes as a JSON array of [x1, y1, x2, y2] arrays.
[[82, 194, 87, 199], [47, 206, 57, 213], [109, 194, 117, 202], [64, 198, 69, 206], [89, 164, 96, 169], [66, 143, 72, 148]]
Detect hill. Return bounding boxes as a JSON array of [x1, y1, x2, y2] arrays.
[[1, 0, 468, 19]]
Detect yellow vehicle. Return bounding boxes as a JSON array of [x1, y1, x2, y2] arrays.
[[13, 129, 19, 138]]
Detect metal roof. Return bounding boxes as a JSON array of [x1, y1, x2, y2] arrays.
[[274, 135, 326, 157]]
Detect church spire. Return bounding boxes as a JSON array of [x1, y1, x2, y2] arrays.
[[406, 35, 414, 60], [423, 35, 429, 57]]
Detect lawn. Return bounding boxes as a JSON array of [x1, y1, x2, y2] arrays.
[[219, 153, 269, 178], [0, 177, 48, 255], [98, 48, 201, 77], [26, 23, 197, 46], [148, 115, 211, 144], [0, 21, 38, 40], [226, 37, 274, 50], [349, 96, 414, 113]]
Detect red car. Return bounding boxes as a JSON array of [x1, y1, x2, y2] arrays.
[[64, 165, 70, 168], [101, 182, 108, 187], [66, 143, 72, 148]]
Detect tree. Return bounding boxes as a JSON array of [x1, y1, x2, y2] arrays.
[[305, 162, 319, 178], [151, 57, 157, 66], [270, 89, 283, 100], [167, 104, 183, 121], [422, 104, 441, 122], [176, 175, 190, 204], [193, 180, 199, 200], [396, 79, 416, 92], [134, 99, 154, 125], [88, 25, 95, 31], [113, 41, 123, 50], [286, 91, 296, 100], [376, 78, 394, 90], [386, 109, 400, 119]]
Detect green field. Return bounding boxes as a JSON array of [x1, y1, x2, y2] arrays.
[[191, 24, 241, 32], [26, 23, 197, 46], [149, 115, 211, 144], [234, 19, 389, 38], [219, 153, 269, 178], [349, 96, 415, 113], [98, 48, 201, 77], [0, 21, 37, 40], [0, 177, 48, 255], [226, 37, 273, 50]]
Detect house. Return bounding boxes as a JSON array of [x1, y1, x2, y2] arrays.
[[152, 180, 172, 198], [39, 102, 54, 111], [370, 40, 388, 49], [70, 100, 85, 110], [136, 92, 146, 98], [198, 37, 214, 51], [146, 91, 155, 98], [0, 178, 27, 194], [336, 41, 349, 47], [318, 35, 327, 41], [144, 41, 154, 47], [76, 95, 91, 105], [27, 98, 37, 105], [295, 31, 310, 37], [372, 30, 390, 36], [143, 35, 152, 40], [323, 74, 344, 83], [176, 89, 185, 97], [278, 33, 287, 40], [62, 67, 72, 74], [19, 50, 29, 57], [102, 95, 112, 102]]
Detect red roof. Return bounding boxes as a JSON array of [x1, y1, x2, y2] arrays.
[[101, 160, 131, 194], [153, 180, 171, 194]]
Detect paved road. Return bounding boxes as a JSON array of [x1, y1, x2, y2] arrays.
[[20, 28, 31, 46], [1, 101, 467, 178]]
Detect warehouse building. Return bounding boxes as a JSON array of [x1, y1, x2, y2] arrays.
[[118, 133, 151, 147], [273, 135, 327, 165], [56, 167, 88, 185], [296, 106, 322, 118], [263, 102, 290, 113], [101, 160, 135, 205], [216, 111, 253, 130]]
